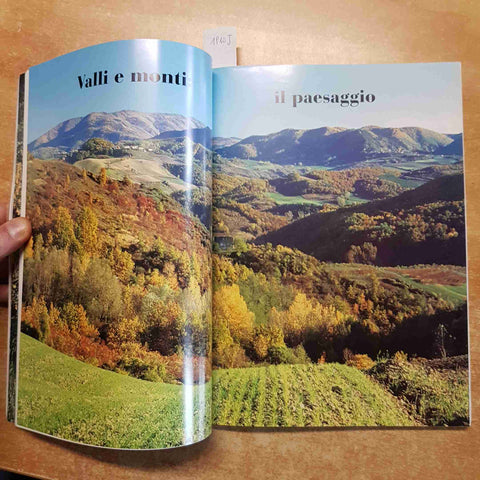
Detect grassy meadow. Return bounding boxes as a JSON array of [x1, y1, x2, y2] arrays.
[[17, 334, 211, 448], [265, 192, 325, 206]]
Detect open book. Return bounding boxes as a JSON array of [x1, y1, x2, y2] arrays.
[[7, 40, 469, 449]]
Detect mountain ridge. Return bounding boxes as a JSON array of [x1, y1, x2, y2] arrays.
[[216, 126, 462, 167], [153, 127, 212, 148], [29, 110, 206, 153]]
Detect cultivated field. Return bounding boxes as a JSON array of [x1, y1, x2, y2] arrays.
[[212, 364, 416, 427]]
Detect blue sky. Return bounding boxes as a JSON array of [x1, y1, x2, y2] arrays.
[[213, 63, 463, 139], [27, 40, 212, 142]]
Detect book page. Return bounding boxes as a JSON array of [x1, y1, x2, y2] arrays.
[[211, 64, 469, 427], [11, 40, 213, 449]]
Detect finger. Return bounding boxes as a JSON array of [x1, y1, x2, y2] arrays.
[[0, 204, 8, 225], [0, 217, 32, 259], [0, 284, 8, 305]]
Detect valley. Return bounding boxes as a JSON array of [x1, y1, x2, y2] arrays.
[[25, 111, 468, 427]]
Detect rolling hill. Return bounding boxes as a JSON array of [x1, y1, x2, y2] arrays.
[[216, 126, 462, 167], [27, 157, 210, 254], [17, 333, 210, 448], [259, 174, 466, 266], [73, 156, 191, 192]]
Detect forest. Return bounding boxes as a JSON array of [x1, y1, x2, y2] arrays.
[[212, 244, 467, 368], [21, 153, 212, 385]]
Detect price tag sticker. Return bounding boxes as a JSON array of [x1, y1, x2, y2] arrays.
[[203, 27, 237, 68]]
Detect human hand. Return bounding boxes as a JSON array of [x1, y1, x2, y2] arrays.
[[0, 204, 31, 303]]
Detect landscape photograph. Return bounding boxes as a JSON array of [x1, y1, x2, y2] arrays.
[[211, 64, 469, 428], [15, 40, 213, 449]]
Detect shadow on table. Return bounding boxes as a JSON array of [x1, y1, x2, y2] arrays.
[[23, 430, 212, 468], [1, 472, 36, 480], [17, 422, 465, 470]]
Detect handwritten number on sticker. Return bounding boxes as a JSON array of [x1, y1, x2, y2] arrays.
[[210, 35, 232, 47]]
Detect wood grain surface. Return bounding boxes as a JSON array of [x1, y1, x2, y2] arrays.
[[0, 0, 479, 478]]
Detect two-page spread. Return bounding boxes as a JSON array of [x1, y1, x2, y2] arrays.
[[7, 40, 469, 449]]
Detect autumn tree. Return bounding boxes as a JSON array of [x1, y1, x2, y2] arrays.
[[23, 248, 73, 306], [53, 206, 77, 251], [75, 206, 98, 256], [190, 253, 202, 288], [46, 230, 54, 247], [99, 167, 107, 187], [252, 324, 285, 360], [121, 284, 144, 320], [212, 254, 238, 286], [24, 236, 34, 259], [271, 293, 313, 347], [212, 316, 249, 368], [108, 245, 135, 284], [140, 292, 183, 355], [345, 242, 377, 264], [163, 262, 179, 290], [107, 316, 142, 347], [176, 286, 210, 356], [37, 300, 51, 342], [148, 269, 164, 287], [60, 302, 97, 338], [213, 284, 254, 346], [21, 297, 50, 342], [81, 137, 114, 156], [176, 250, 191, 288], [151, 238, 166, 262], [78, 258, 123, 323]]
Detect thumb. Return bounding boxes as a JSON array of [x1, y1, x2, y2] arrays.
[[0, 217, 32, 258]]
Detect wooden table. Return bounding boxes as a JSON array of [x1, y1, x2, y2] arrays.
[[1, 1, 479, 478]]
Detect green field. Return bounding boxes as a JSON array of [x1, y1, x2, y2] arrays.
[[380, 173, 424, 189], [212, 364, 416, 427], [17, 334, 211, 448], [345, 194, 370, 205], [266, 192, 325, 206], [395, 275, 467, 305], [325, 263, 467, 307]]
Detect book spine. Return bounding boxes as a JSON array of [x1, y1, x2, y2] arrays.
[[6, 72, 28, 422]]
